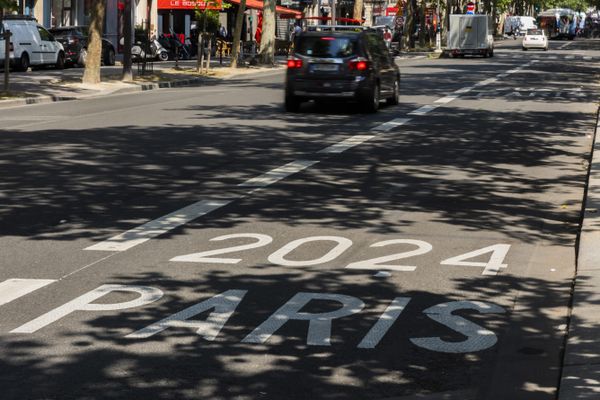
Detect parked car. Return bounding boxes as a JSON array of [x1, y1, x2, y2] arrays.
[[48, 26, 116, 67], [522, 28, 548, 50], [285, 27, 400, 113], [0, 15, 65, 71]]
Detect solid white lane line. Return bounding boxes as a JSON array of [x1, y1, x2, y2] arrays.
[[371, 117, 412, 132], [238, 160, 319, 188], [435, 96, 458, 104], [0, 279, 56, 306], [408, 104, 439, 115], [85, 199, 234, 252], [318, 135, 376, 154]]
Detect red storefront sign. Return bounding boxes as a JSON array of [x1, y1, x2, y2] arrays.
[[386, 7, 398, 16], [157, 0, 222, 9]]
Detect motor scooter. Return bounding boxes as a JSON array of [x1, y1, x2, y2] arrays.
[[131, 36, 169, 61]]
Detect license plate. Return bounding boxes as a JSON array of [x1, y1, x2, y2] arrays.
[[311, 64, 339, 72]]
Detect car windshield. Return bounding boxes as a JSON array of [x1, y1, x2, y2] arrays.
[[296, 36, 357, 58], [527, 29, 543, 35]]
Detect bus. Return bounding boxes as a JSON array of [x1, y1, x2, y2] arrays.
[[537, 8, 577, 40]]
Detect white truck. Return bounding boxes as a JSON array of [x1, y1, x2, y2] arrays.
[[448, 14, 494, 57]]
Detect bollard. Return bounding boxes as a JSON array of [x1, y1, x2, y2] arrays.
[[3, 29, 11, 94]]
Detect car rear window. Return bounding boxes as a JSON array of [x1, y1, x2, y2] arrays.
[[295, 36, 358, 58], [527, 29, 542, 35]]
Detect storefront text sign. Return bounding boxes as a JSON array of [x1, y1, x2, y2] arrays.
[[157, 0, 222, 10]]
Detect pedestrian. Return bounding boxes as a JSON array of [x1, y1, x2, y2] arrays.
[[383, 27, 393, 48]]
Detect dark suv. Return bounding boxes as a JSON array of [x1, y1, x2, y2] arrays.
[[48, 26, 116, 67], [285, 27, 400, 112]]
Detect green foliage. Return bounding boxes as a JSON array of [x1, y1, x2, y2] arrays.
[[0, 0, 18, 11], [194, 0, 230, 34]]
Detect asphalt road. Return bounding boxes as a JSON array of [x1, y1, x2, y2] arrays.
[[1, 38, 599, 400]]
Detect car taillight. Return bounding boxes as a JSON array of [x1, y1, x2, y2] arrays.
[[287, 59, 303, 69], [349, 60, 369, 71]]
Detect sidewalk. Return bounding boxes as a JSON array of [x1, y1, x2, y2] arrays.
[[558, 114, 600, 399], [0, 56, 287, 108]]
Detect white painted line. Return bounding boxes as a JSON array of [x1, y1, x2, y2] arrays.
[[371, 117, 412, 132], [0, 279, 56, 306], [408, 104, 439, 116], [496, 73, 508, 78], [506, 68, 521, 74], [560, 42, 572, 49], [475, 78, 497, 86], [318, 135, 376, 153], [238, 160, 318, 188], [584, 56, 592, 61], [454, 86, 474, 94], [435, 96, 458, 104], [565, 55, 575, 60], [85, 199, 233, 252]]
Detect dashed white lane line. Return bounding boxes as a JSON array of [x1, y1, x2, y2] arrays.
[[0, 279, 56, 306], [318, 135, 376, 153], [370, 117, 412, 132], [238, 160, 319, 188], [435, 96, 458, 104], [408, 104, 440, 115], [83, 63, 529, 254], [85, 199, 234, 252], [454, 86, 475, 94]]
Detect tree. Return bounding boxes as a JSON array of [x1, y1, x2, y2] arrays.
[[259, 0, 276, 65], [0, 0, 17, 17], [195, 0, 222, 72], [82, 1, 106, 85], [122, 0, 133, 82], [353, 0, 364, 22], [230, 0, 247, 68]]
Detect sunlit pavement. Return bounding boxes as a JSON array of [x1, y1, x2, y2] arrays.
[[1, 38, 600, 400]]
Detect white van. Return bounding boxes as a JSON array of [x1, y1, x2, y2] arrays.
[[0, 15, 65, 71]]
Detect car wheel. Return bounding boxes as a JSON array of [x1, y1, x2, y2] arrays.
[[55, 52, 65, 70], [78, 48, 88, 66], [284, 94, 301, 112], [17, 52, 29, 72], [544, 47, 548, 51], [363, 83, 380, 113], [158, 51, 169, 62], [489, 49, 494, 57], [386, 78, 400, 106], [522, 47, 528, 51], [105, 48, 116, 66]]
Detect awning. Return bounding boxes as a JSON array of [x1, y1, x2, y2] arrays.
[[157, 0, 222, 10], [226, 0, 302, 18]]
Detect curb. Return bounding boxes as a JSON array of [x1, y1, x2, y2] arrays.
[[0, 67, 284, 109], [558, 109, 600, 399]]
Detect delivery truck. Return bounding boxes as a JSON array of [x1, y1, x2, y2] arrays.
[[448, 14, 494, 57]]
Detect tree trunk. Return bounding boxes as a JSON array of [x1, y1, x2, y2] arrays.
[[419, 0, 426, 47], [405, 0, 416, 49], [82, 1, 106, 85], [353, 0, 363, 22], [122, 0, 133, 82], [259, 0, 276, 65], [230, 0, 246, 68]]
